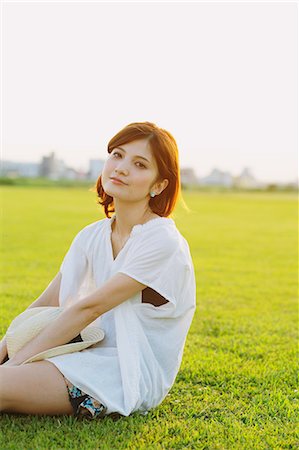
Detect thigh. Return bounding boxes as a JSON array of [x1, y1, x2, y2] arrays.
[[0, 360, 73, 416]]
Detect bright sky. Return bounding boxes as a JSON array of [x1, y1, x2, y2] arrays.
[[1, 1, 298, 183]]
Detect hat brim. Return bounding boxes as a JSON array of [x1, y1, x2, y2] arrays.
[[22, 334, 105, 365], [6, 306, 105, 364]]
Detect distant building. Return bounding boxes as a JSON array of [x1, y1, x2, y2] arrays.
[[3, 153, 294, 190], [63, 167, 81, 180], [87, 159, 105, 180], [180, 168, 199, 187], [40, 151, 68, 180], [0, 160, 40, 178], [199, 168, 234, 187], [233, 167, 261, 188]]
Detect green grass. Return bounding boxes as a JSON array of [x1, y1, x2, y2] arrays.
[[0, 187, 298, 449]]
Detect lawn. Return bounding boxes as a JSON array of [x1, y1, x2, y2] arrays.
[[0, 186, 298, 449]]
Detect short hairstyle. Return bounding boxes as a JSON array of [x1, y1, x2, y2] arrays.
[[92, 121, 184, 218]]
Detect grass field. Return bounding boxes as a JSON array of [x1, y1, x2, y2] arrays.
[[0, 187, 298, 449]]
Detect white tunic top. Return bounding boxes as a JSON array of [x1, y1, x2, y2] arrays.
[[45, 214, 196, 416]]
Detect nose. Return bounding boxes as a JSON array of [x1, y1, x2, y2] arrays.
[[115, 161, 128, 175]]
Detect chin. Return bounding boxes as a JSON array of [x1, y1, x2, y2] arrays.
[[103, 186, 116, 197], [103, 185, 122, 198]]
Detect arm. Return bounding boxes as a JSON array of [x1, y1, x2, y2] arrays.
[[26, 271, 62, 309], [4, 273, 147, 366], [0, 272, 62, 364]]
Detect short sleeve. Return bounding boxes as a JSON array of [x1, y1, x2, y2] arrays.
[[59, 229, 88, 306], [117, 230, 181, 306]]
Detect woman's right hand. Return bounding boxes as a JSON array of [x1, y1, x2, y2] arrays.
[[0, 272, 62, 365]]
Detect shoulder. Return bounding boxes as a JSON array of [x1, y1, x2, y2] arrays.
[[150, 220, 193, 269], [70, 217, 107, 247], [130, 218, 180, 256], [80, 218, 106, 234]]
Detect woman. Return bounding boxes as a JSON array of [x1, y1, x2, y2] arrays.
[[0, 121, 196, 419]]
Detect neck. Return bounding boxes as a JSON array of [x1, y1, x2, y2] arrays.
[[112, 199, 155, 238]]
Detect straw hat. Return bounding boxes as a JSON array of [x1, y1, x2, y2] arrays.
[[6, 306, 105, 365]]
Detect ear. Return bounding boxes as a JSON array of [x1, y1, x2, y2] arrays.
[[153, 178, 169, 195]]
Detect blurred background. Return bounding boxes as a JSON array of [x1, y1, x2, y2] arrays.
[[1, 1, 297, 191]]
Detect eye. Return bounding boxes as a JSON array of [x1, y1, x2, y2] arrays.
[[112, 152, 146, 169], [136, 162, 146, 169]]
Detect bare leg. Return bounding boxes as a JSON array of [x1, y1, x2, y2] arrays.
[[0, 361, 73, 416]]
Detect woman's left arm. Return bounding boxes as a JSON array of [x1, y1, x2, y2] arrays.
[[4, 272, 146, 366]]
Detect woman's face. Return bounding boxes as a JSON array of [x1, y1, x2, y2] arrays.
[[101, 139, 167, 202]]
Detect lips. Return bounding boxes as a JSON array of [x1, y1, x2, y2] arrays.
[[110, 177, 127, 185]]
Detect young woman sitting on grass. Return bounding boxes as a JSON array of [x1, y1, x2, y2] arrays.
[[0, 121, 196, 419]]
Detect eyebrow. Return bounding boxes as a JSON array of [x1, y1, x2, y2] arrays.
[[115, 147, 151, 164]]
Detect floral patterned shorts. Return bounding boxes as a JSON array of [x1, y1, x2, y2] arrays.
[[63, 377, 108, 420]]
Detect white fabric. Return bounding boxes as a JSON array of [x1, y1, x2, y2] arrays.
[[45, 214, 196, 416]]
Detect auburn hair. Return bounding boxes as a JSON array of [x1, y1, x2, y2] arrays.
[[91, 121, 186, 219]]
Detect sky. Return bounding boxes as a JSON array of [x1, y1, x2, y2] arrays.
[[1, 1, 298, 183]]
